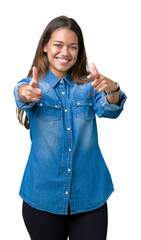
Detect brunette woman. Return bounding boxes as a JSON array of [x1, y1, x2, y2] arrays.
[[14, 15, 127, 240]]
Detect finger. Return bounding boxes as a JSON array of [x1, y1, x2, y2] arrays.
[[31, 88, 42, 96], [87, 62, 100, 79], [91, 76, 104, 88], [26, 91, 42, 102], [87, 73, 100, 81], [32, 66, 38, 81], [94, 82, 108, 92], [29, 79, 38, 88], [27, 85, 42, 96], [91, 62, 100, 78], [29, 67, 39, 88], [26, 96, 41, 102], [30, 97, 41, 102], [97, 86, 107, 92]]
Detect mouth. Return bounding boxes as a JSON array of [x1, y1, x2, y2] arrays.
[[56, 57, 71, 64]]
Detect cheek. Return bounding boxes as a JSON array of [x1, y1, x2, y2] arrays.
[[48, 48, 59, 58], [72, 52, 78, 62]]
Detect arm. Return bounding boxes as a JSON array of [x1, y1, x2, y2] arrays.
[[106, 94, 119, 104], [87, 62, 127, 118], [93, 90, 127, 119], [88, 62, 121, 105]]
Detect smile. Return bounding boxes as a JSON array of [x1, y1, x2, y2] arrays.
[[56, 58, 71, 63]]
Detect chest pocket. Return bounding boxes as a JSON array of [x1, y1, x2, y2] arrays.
[[72, 98, 94, 120], [36, 99, 61, 121]]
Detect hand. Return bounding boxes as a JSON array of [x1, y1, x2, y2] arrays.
[[87, 62, 118, 93], [19, 67, 42, 102]]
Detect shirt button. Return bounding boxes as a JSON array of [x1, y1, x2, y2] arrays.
[[77, 102, 80, 105], [60, 80, 62, 83], [62, 92, 65, 94], [68, 148, 72, 152], [65, 109, 68, 112], [68, 168, 71, 172], [40, 103, 43, 107], [67, 128, 70, 131], [55, 105, 58, 108], [89, 103, 92, 106], [65, 191, 68, 194]]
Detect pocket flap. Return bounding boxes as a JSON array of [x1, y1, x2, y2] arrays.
[[37, 100, 61, 109], [72, 99, 93, 107]]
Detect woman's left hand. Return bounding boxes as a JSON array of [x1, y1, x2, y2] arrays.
[[87, 62, 118, 93]]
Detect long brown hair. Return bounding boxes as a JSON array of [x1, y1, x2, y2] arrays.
[[17, 16, 91, 129]]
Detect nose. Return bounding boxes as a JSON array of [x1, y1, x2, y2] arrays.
[[61, 46, 70, 57]]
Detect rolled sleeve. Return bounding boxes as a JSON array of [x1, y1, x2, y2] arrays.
[[14, 78, 36, 110], [93, 90, 127, 119]]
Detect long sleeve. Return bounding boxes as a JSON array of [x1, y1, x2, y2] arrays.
[[93, 90, 127, 118], [16, 70, 127, 215]]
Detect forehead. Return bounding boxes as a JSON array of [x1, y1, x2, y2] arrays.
[[50, 28, 78, 44]]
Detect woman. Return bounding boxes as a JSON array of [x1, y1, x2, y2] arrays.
[[14, 15, 127, 240]]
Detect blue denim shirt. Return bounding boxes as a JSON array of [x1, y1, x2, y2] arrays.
[[14, 70, 127, 215]]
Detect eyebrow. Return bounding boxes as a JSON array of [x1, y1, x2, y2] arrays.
[[53, 40, 78, 45]]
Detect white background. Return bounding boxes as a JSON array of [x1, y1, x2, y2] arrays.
[[0, 0, 141, 239]]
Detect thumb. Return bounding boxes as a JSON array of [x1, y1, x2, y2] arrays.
[[91, 62, 100, 78], [29, 67, 39, 88]]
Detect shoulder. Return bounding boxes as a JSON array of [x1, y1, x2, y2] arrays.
[[38, 78, 51, 93]]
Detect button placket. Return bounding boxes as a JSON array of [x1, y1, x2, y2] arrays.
[[58, 79, 73, 212]]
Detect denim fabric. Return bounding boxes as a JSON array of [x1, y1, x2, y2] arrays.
[[14, 70, 127, 215]]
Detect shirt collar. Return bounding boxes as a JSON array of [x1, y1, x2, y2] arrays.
[[44, 70, 74, 88]]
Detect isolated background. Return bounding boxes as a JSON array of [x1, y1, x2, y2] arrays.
[[1, 0, 140, 239]]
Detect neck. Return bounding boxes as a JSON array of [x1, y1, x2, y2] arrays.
[[48, 68, 68, 79]]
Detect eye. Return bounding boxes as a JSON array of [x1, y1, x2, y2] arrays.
[[70, 46, 77, 50], [54, 44, 62, 48]]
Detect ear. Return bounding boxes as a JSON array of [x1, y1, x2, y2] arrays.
[[43, 44, 48, 53]]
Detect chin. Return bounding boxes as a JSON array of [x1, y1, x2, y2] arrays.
[[55, 66, 71, 73]]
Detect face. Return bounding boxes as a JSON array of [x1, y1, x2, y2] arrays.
[[43, 28, 79, 78]]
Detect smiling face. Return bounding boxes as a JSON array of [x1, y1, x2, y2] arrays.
[[43, 28, 79, 79]]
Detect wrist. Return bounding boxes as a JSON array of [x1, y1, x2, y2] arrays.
[[105, 82, 121, 97], [110, 82, 118, 92]]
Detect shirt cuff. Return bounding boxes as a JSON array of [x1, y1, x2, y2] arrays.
[[98, 90, 127, 118]]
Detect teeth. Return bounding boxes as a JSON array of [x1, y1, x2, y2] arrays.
[[57, 58, 69, 62]]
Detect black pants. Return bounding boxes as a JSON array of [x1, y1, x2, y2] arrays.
[[22, 201, 108, 240]]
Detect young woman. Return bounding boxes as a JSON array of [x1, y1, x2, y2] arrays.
[[14, 15, 127, 240]]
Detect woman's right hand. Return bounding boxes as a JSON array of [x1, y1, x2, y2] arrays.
[[18, 67, 42, 103]]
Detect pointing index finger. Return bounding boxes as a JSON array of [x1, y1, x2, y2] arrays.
[[32, 67, 39, 81], [91, 62, 100, 77], [87, 62, 100, 80], [29, 67, 39, 88]]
